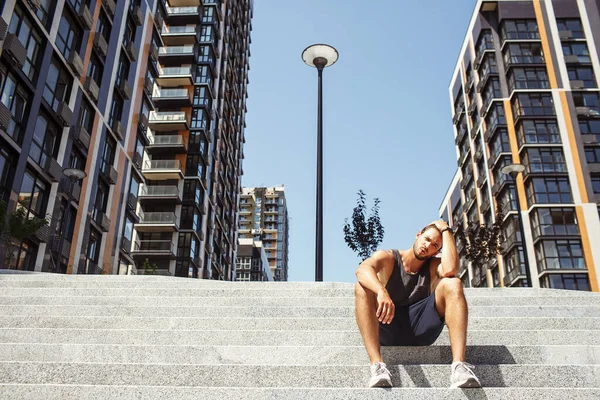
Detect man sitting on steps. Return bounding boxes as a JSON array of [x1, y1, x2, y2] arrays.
[[354, 220, 481, 389]]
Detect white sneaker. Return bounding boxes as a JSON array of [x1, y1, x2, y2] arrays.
[[450, 362, 481, 388], [368, 361, 392, 388]]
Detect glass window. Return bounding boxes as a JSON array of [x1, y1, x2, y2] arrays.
[[0, 146, 16, 201], [523, 148, 567, 174], [56, 11, 82, 60], [497, 185, 518, 213], [78, 99, 95, 133], [489, 128, 511, 158], [109, 97, 123, 128], [18, 170, 48, 218], [501, 19, 539, 40], [530, 207, 579, 239], [541, 274, 590, 291], [195, 65, 211, 84], [0, 64, 30, 144], [475, 30, 494, 59], [481, 78, 501, 110], [562, 42, 591, 63], [516, 120, 561, 146], [556, 19, 585, 39], [578, 120, 600, 142], [191, 109, 207, 129], [591, 175, 600, 193], [8, 5, 44, 83], [92, 180, 109, 220], [87, 54, 103, 87], [568, 66, 596, 88], [43, 58, 72, 112], [485, 104, 506, 133], [199, 25, 214, 42], [115, 56, 130, 88], [512, 93, 555, 117], [96, 10, 111, 41], [526, 177, 572, 205], [507, 67, 549, 91], [30, 113, 60, 168], [585, 147, 600, 164], [503, 43, 544, 66]]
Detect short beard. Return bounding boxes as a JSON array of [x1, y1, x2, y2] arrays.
[[413, 243, 428, 261]]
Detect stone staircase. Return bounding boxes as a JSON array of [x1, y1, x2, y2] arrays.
[[0, 271, 599, 399]]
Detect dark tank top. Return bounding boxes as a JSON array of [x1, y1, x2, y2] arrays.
[[385, 249, 432, 306]]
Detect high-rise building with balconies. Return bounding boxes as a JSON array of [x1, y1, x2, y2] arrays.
[[0, 0, 252, 279], [442, 0, 600, 292], [238, 186, 289, 281]]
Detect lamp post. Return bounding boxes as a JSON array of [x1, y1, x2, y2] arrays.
[[55, 168, 86, 274], [501, 163, 532, 287], [302, 44, 338, 282]]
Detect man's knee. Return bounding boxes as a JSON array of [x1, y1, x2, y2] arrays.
[[355, 283, 374, 300], [437, 277, 464, 297]]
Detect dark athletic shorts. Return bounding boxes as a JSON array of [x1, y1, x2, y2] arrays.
[[379, 291, 445, 346]]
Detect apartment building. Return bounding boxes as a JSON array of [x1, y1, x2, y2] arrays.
[[0, 0, 252, 279], [443, 0, 600, 291], [238, 186, 289, 281]]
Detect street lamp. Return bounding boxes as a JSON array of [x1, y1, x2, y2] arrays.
[[302, 44, 338, 282], [501, 163, 532, 287], [54, 168, 86, 274]]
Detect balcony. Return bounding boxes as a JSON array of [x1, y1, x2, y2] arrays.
[[146, 133, 187, 154], [2, 34, 27, 69], [161, 25, 198, 45], [165, 5, 200, 24], [135, 211, 179, 232], [158, 44, 195, 64], [70, 125, 91, 150], [491, 177, 510, 196], [131, 240, 176, 259], [142, 159, 184, 180], [152, 87, 192, 107], [138, 185, 182, 203], [156, 66, 194, 87], [504, 266, 526, 287], [148, 111, 189, 131]]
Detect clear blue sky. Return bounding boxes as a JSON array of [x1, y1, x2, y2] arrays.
[[242, 0, 477, 282]]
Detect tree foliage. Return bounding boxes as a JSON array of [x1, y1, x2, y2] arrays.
[[454, 211, 504, 270], [0, 201, 49, 267], [343, 190, 385, 261]]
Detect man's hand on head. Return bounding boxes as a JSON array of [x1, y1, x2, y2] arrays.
[[432, 219, 449, 233]]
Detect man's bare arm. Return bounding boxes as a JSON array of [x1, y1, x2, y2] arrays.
[[433, 220, 459, 278], [355, 250, 395, 324]]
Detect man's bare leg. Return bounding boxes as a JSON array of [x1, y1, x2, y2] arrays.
[[354, 283, 383, 363], [434, 277, 467, 363]]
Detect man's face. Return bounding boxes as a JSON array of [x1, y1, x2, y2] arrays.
[[413, 228, 443, 261]]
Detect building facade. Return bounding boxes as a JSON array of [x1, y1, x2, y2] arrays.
[[235, 237, 272, 281], [445, 0, 600, 291], [0, 0, 252, 279], [238, 186, 289, 281]]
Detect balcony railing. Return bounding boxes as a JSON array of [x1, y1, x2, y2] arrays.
[[165, 5, 198, 15], [159, 45, 194, 55], [150, 135, 186, 146], [149, 110, 187, 122], [139, 185, 180, 198], [159, 66, 192, 76], [138, 211, 178, 224], [143, 159, 182, 170], [152, 87, 190, 99], [162, 25, 196, 34], [133, 240, 176, 253]]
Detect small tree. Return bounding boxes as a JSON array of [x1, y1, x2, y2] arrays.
[[455, 211, 504, 270], [142, 258, 158, 275], [343, 190, 385, 261], [0, 201, 49, 268]]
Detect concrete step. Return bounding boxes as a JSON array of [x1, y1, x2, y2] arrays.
[[1, 304, 599, 318], [1, 343, 598, 365], [1, 362, 599, 388], [0, 285, 597, 298], [1, 385, 599, 400], [0, 328, 597, 346], [1, 315, 599, 331], [0, 294, 598, 307]]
